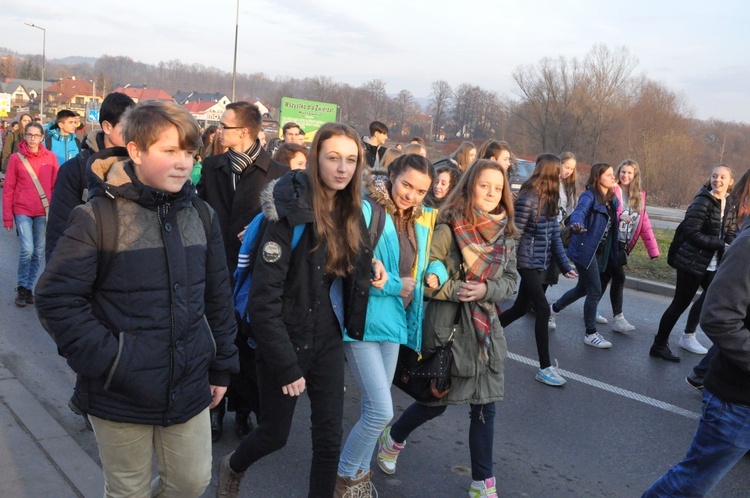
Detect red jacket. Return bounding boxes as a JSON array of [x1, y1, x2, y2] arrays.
[[3, 141, 59, 227]]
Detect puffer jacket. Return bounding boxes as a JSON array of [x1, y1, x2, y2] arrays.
[[46, 130, 105, 260], [3, 141, 59, 227], [513, 191, 573, 272], [248, 170, 373, 387], [346, 174, 438, 352], [421, 223, 518, 406], [362, 136, 386, 168], [35, 148, 239, 426], [566, 189, 620, 269], [671, 186, 736, 277]]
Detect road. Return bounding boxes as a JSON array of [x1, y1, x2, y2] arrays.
[[645, 205, 683, 230], [0, 220, 747, 497]]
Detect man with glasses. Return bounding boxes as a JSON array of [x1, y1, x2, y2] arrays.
[[197, 101, 288, 443]]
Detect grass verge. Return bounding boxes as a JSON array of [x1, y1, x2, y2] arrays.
[[625, 228, 676, 285]]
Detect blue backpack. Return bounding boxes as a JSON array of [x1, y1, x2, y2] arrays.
[[232, 213, 305, 322]]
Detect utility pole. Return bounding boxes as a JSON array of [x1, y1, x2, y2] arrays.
[[24, 22, 45, 122], [231, 0, 239, 101]]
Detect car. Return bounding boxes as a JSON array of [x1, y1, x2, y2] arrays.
[[509, 158, 535, 193]]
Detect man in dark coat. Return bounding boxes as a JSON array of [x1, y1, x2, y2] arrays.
[[197, 101, 289, 441]]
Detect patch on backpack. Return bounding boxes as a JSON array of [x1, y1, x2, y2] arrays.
[[262, 241, 282, 263]]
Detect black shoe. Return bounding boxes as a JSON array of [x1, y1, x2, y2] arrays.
[[650, 344, 680, 362], [14, 287, 26, 307], [686, 375, 704, 393], [211, 410, 224, 443], [234, 412, 252, 438], [24, 288, 34, 305]]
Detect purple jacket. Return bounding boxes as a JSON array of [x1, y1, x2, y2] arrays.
[[613, 184, 659, 258]]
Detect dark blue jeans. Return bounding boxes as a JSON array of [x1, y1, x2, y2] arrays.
[[642, 390, 750, 497], [554, 260, 602, 331], [390, 402, 496, 481]]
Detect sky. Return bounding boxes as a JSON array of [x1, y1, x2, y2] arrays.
[[4, 0, 750, 123]]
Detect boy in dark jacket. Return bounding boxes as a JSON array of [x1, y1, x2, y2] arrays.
[[35, 100, 239, 497]]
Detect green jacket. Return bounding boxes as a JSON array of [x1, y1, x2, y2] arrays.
[[422, 223, 518, 406]]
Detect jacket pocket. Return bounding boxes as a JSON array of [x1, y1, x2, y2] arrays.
[[103, 332, 125, 391], [202, 315, 217, 361], [450, 327, 477, 378], [487, 323, 507, 374]]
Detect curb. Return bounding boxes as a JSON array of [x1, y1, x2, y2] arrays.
[[0, 360, 102, 497]]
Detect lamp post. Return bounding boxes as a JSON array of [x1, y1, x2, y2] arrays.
[[24, 22, 45, 123], [231, 0, 239, 101]]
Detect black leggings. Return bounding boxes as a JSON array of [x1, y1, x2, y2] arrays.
[[500, 268, 552, 369], [600, 264, 626, 316], [654, 270, 715, 346]]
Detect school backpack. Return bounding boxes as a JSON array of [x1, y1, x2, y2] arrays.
[[232, 197, 386, 325], [91, 195, 212, 291]]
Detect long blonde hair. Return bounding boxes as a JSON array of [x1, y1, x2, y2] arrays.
[[615, 159, 643, 212], [306, 123, 365, 276]]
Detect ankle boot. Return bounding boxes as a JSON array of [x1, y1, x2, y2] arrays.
[[234, 411, 252, 438], [334, 470, 376, 498]]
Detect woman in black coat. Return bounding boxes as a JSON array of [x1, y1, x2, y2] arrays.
[[651, 164, 737, 362]]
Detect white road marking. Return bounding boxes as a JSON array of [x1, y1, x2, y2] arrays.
[[507, 352, 701, 420]]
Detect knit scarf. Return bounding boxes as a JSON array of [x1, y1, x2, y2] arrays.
[[227, 139, 262, 191], [452, 209, 512, 362]]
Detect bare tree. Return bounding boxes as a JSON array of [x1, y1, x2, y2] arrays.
[[429, 80, 452, 141], [392, 89, 418, 136]]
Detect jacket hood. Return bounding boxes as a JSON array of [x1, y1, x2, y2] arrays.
[[46, 124, 61, 139], [87, 147, 194, 208], [696, 185, 721, 205], [260, 169, 314, 226], [18, 140, 47, 158], [365, 172, 423, 219], [81, 129, 105, 154]]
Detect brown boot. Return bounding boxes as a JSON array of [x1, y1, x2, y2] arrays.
[[216, 453, 244, 498], [333, 470, 377, 498]]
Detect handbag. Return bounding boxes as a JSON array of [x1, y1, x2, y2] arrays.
[[392, 303, 461, 403], [560, 215, 573, 248]]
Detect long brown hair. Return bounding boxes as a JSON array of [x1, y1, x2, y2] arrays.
[[440, 159, 516, 236], [519, 153, 561, 219], [306, 122, 365, 276], [586, 162, 615, 205], [730, 168, 750, 224], [615, 159, 643, 212], [451, 141, 476, 171], [559, 151, 578, 206]]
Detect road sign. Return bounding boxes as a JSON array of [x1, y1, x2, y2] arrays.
[[87, 109, 100, 122]]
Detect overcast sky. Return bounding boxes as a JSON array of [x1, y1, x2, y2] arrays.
[[4, 0, 749, 123]]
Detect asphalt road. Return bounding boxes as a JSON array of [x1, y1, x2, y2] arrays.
[[0, 218, 747, 497]]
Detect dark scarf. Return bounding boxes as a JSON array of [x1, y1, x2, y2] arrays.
[[452, 208, 512, 362], [227, 139, 262, 191]]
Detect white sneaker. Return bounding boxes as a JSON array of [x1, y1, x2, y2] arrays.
[[678, 333, 708, 355], [596, 311, 608, 324], [612, 314, 636, 333], [548, 303, 558, 331], [584, 332, 612, 349]]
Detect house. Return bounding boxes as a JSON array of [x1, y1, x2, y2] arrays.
[[1, 78, 45, 106], [173, 90, 230, 107], [44, 77, 102, 116], [113, 85, 174, 103], [182, 100, 226, 128]]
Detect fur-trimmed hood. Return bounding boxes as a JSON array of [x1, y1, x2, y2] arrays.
[[364, 172, 423, 220], [260, 169, 315, 226], [86, 147, 194, 208]]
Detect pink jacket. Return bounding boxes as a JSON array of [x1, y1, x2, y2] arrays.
[[3, 141, 59, 227], [613, 184, 659, 258]]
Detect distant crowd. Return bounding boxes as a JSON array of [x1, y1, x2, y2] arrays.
[[1, 93, 748, 498]]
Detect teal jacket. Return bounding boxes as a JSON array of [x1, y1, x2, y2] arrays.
[[344, 175, 438, 352], [46, 124, 80, 166]]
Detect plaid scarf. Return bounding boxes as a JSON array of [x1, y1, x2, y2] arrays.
[[452, 209, 512, 362], [227, 139, 262, 191]]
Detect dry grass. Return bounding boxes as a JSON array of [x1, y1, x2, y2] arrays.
[[625, 228, 676, 285]]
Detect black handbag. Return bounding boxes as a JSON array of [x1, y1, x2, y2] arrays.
[[392, 303, 461, 403]]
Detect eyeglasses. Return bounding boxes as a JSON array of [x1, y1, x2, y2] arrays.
[[25, 133, 43, 139], [218, 122, 245, 130]]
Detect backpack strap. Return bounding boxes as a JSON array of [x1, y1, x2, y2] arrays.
[[44, 135, 52, 151], [16, 152, 50, 217], [90, 196, 118, 292], [363, 197, 386, 250], [190, 197, 212, 241]]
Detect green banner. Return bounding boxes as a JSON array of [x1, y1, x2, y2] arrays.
[[279, 97, 339, 143]]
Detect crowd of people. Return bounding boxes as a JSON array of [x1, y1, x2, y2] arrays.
[[1, 95, 747, 497]]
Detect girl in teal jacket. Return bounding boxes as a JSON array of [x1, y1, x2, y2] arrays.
[[336, 154, 437, 496]]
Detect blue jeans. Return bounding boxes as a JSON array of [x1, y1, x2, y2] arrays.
[[554, 260, 602, 331], [391, 402, 496, 481], [15, 215, 46, 289], [642, 390, 750, 497], [338, 340, 400, 477]]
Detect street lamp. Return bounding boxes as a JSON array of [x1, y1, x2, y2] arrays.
[[24, 22, 45, 123], [231, 0, 239, 101]]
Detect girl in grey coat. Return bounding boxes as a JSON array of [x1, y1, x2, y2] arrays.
[[376, 159, 518, 498]]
